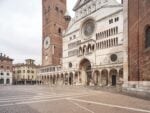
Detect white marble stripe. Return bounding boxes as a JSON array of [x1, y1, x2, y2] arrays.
[[69, 98, 150, 113]]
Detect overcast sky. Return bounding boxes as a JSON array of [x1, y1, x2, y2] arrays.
[[0, 0, 120, 64]]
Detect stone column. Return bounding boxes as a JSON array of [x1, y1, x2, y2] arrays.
[[10, 77, 12, 85], [117, 68, 120, 82], [117, 68, 123, 92], [123, 0, 129, 88], [65, 74, 69, 85], [4, 78, 6, 85], [81, 69, 87, 86], [72, 72, 75, 85], [77, 71, 80, 85], [92, 71, 95, 86], [107, 69, 110, 86], [99, 70, 102, 86], [49, 75, 51, 86], [62, 74, 65, 85]]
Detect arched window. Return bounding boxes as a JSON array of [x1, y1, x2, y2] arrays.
[[106, 30, 108, 37], [48, 6, 51, 12], [145, 26, 150, 48], [106, 40, 108, 48], [116, 27, 118, 34], [88, 6, 91, 13], [1, 65, 3, 68], [0, 79, 4, 84], [109, 29, 110, 36], [104, 31, 106, 38], [6, 79, 10, 84], [55, 6, 59, 12], [96, 34, 98, 40]]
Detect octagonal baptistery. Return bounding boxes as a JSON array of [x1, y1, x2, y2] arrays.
[[62, 0, 124, 86]]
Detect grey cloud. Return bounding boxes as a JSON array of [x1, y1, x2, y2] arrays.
[[0, 0, 42, 64]]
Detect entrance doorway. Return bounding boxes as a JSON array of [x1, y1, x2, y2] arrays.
[[79, 58, 91, 85], [0, 79, 4, 84], [110, 69, 117, 86], [6, 79, 10, 84], [112, 75, 116, 86], [69, 73, 73, 85]]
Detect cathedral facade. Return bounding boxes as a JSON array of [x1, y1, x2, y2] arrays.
[[39, 0, 124, 86], [62, 0, 124, 86]]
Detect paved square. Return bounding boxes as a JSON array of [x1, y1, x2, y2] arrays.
[[0, 86, 150, 113]]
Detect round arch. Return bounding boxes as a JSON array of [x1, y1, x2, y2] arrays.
[[87, 44, 92, 53], [83, 45, 87, 55], [79, 58, 92, 85], [93, 70, 100, 86], [0, 78, 4, 84], [101, 69, 108, 86], [6, 78, 10, 84], [110, 69, 118, 86]]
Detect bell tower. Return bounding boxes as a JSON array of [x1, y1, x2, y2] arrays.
[[42, 0, 67, 66]]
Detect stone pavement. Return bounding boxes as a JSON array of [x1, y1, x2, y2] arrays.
[[0, 85, 150, 113]]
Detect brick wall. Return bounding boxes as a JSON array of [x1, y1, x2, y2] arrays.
[[0, 58, 13, 72], [42, 0, 67, 66], [128, 0, 150, 81]]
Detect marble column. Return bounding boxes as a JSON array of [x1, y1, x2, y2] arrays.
[[123, 0, 129, 88]]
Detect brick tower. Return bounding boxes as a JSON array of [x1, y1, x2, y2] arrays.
[[127, 0, 150, 81], [42, 0, 67, 66], [123, 0, 150, 87]]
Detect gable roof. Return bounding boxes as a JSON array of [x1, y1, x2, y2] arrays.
[[73, 0, 121, 11], [73, 0, 91, 11]]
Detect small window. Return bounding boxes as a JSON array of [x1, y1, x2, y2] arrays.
[[60, 10, 63, 14], [109, 19, 113, 24], [115, 17, 119, 22], [27, 70, 30, 73], [58, 28, 62, 35], [55, 7, 59, 12], [17, 70, 21, 73], [7, 66, 9, 69], [69, 62, 72, 68], [73, 35, 76, 39], [145, 26, 150, 49], [48, 6, 51, 12], [70, 37, 72, 40]]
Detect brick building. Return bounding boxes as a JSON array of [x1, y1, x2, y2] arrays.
[[0, 53, 13, 85], [42, 0, 68, 66], [123, 0, 150, 93]]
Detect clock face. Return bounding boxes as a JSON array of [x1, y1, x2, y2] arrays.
[[82, 19, 95, 38], [44, 36, 50, 49]]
